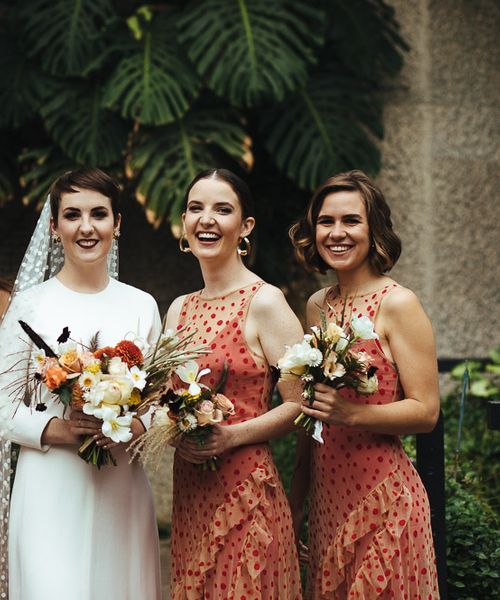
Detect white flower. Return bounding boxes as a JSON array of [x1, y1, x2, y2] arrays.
[[86, 403, 121, 419], [336, 337, 349, 353], [350, 315, 378, 340], [323, 354, 346, 380], [312, 420, 324, 444], [107, 356, 129, 376], [278, 340, 323, 372], [325, 322, 346, 344], [128, 365, 148, 391], [100, 408, 133, 443], [178, 412, 198, 432], [78, 371, 100, 390], [32, 349, 46, 371], [58, 341, 77, 354], [153, 406, 174, 428], [87, 377, 134, 406], [310, 326, 320, 335], [176, 360, 210, 396], [357, 374, 379, 394]]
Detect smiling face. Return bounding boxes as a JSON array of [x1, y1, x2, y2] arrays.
[[51, 188, 120, 270], [182, 176, 254, 262], [315, 190, 372, 274]]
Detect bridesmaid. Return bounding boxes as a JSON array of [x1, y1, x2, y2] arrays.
[[288, 170, 440, 599], [166, 168, 303, 599]]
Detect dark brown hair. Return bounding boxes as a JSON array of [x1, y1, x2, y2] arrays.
[[49, 168, 120, 226], [289, 170, 401, 274], [0, 276, 12, 293], [184, 169, 255, 219]]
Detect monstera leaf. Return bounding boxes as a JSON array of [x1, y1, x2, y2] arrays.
[[260, 67, 383, 190], [40, 82, 129, 166], [18, 147, 77, 206], [15, 0, 114, 76], [103, 11, 201, 125], [129, 110, 249, 224], [177, 0, 324, 107], [0, 33, 51, 129], [329, 0, 409, 82]]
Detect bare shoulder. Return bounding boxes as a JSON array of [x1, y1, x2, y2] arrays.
[[306, 287, 329, 323], [251, 283, 290, 316], [165, 294, 189, 327], [382, 285, 431, 329]]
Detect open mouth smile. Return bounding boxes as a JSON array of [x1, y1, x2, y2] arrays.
[[196, 232, 221, 243], [76, 239, 99, 249], [326, 244, 353, 254]]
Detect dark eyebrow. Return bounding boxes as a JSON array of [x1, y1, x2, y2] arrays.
[[62, 206, 109, 212], [317, 213, 362, 219]]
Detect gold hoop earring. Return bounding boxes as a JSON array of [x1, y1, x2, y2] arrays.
[[237, 237, 251, 257], [113, 229, 120, 240], [52, 233, 61, 244], [179, 233, 191, 254]]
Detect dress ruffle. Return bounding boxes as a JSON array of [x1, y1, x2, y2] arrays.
[[319, 469, 412, 598], [174, 466, 276, 599]]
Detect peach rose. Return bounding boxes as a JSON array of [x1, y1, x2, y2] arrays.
[[45, 366, 68, 390], [59, 349, 82, 374], [214, 393, 235, 416]]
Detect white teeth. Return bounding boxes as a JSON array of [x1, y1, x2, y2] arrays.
[[77, 240, 98, 247], [197, 232, 220, 240], [329, 245, 351, 252]]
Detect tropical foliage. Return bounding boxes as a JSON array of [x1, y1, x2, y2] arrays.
[[0, 0, 407, 279]]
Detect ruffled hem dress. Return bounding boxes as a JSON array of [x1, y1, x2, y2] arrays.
[[306, 284, 439, 600], [171, 281, 302, 600]]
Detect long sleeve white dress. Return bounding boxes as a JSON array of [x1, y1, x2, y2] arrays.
[[0, 276, 162, 600]]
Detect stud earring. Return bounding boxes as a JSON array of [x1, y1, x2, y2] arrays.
[[237, 237, 251, 257], [52, 233, 61, 244], [179, 233, 191, 253]]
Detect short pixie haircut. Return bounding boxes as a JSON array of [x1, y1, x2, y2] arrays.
[[49, 168, 120, 226], [289, 170, 401, 275], [184, 168, 255, 219]]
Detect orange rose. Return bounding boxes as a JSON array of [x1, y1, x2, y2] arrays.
[[45, 367, 68, 390], [59, 350, 81, 374]]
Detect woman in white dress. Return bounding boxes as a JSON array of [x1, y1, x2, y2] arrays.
[[0, 168, 162, 600]]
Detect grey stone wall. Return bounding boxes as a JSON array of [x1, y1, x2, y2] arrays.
[[380, 0, 500, 357]]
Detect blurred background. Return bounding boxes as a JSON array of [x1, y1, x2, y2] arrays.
[[1, 1, 499, 597]]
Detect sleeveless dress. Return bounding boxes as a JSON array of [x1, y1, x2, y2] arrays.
[[171, 281, 302, 600], [306, 284, 439, 599]]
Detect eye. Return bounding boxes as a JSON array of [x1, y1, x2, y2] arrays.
[[62, 210, 80, 220], [317, 216, 334, 225], [217, 206, 232, 214], [92, 209, 109, 219], [187, 203, 202, 212]]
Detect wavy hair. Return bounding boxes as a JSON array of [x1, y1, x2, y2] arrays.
[[289, 170, 401, 274]]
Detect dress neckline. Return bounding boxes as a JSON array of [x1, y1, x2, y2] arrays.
[[197, 280, 264, 301], [330, 282, 397, 299], [52, 276, 113, 296]]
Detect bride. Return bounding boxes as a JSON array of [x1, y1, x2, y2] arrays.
[[0, 168, 161, 599]]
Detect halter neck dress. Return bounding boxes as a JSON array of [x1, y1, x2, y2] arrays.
[[171, 281, 302, 599], [306, 284, 439, 599]]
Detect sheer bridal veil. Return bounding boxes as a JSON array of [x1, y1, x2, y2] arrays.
[[0, 198, 118, 598]]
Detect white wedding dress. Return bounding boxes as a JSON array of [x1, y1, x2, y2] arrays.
[[0, 277, 162, 600]]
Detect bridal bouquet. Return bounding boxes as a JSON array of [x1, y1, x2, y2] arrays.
[[19, 321, 207, 468], [129, 360, 234, 471], [277, 313, 379, 443]]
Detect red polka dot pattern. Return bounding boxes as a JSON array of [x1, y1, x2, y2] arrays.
[[171, 282, 302, 599], [306, 285, 439, 599]]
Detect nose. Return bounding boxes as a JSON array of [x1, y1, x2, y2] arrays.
[[79, 215, 95, 235], [199, 212, 215, 227], [328, 222, 346, 239]]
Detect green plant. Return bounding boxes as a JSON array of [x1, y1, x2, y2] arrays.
[[0, 0, 407, 281], [446, 477, 500, 599]]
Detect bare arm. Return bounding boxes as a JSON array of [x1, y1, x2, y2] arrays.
[[302, 287, 440, 434], [177, 285, 304, 462]]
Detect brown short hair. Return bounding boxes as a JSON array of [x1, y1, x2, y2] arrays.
[[49, 168, 120, 226], [0, 276, 12, 293], [289, 170, 401, 274]]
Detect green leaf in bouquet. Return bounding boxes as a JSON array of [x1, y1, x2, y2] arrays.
[[128, 109, 248, 225], [40, 82, 129, 166], [58, 385, 73, 406], [260, 66, 382, 191], [177, 0, 324, 107], [14, 0, 115, 76], [103, 10, 201, 126]]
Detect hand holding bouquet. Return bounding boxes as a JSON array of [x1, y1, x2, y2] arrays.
[[128, 360, 234, 471], [277, 313, 379, 443], [20, 321, 207, 468]]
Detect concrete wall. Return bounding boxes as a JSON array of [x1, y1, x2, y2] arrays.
[[380, 0, 500, 357]]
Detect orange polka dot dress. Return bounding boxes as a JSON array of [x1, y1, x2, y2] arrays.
[[306, 284, 439, 600], [171, 281, 302, 599]]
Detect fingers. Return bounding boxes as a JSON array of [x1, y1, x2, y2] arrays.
[[69, 416, 102, 436], [298, 540, 310, 565]]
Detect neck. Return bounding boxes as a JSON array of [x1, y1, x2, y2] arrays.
[[335, 264, 386, 297], [56, 261, 110, 293], [198, 256, 257, 297]]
